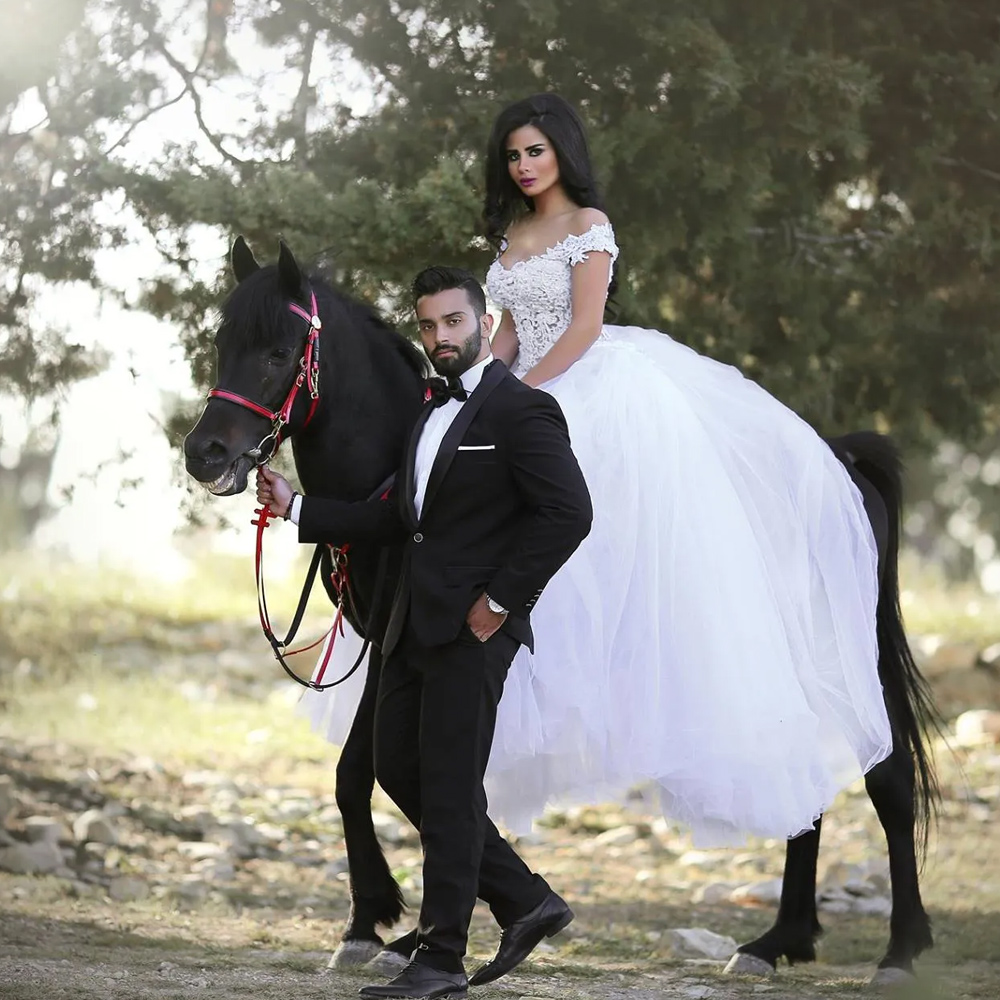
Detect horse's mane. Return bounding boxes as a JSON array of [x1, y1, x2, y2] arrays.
[[219, 266, 429, 379], [328, 280, 430, 380]]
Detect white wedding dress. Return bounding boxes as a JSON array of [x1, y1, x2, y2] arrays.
[[299, 221, 892, 846]]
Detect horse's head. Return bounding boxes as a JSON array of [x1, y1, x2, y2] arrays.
[[184, 237, 321, 495]]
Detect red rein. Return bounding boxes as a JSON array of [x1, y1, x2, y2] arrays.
[[207, 289, 351, 688]]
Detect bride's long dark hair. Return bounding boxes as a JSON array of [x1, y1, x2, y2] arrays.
[[484, 94, 605, 243], [484, 93, 617, 298]]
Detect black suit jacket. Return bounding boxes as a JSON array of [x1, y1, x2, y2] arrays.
[[297, 361, 593, 654]]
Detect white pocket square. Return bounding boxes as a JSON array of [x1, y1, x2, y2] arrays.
[[458, 444, 495, 451]]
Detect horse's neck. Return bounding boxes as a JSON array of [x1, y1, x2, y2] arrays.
[[292, 326, 422, 501]]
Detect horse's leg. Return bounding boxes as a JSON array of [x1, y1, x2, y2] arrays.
[[328, 646, 406, 970], [864, 750, 933, 985], [725, 819, 823, 976]]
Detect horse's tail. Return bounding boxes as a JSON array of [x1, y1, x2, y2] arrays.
[[833, 431, 943, 855]]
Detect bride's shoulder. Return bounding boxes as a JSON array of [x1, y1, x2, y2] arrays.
[[567, 206, 612, 236], [559, 208, 618, 266]]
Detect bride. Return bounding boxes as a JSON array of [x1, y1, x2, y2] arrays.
[[303, 92, 892, 847]]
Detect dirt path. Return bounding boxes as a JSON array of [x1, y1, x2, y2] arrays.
[[2, 733, 999, 999]]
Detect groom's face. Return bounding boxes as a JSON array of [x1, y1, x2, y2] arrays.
[[416, 287, 493, 377]]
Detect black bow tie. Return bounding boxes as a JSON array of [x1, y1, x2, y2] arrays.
[[426, 375, 468, 407]]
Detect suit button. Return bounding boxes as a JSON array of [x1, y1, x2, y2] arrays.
[[413, 532, 424, 543]]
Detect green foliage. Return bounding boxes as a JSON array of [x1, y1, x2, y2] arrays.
[[112, 0, 999, 450], [0, 0, 162, 401], [3, 0, 998, 447]]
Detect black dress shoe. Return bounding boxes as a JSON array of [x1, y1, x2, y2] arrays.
[[468, 890, 574, 986], [358, 960, 468, 999]]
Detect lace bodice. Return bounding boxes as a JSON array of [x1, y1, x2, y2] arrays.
[[486, 222, 619, 376]]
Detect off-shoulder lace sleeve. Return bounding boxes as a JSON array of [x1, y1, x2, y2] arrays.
[[557, 222, 619, 266]]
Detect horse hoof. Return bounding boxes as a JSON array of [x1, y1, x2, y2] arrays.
[[724, 952, 776, 977], [365, 949, 412, 976], [870, 967, 916, 989], [325, 939, 383, 971]]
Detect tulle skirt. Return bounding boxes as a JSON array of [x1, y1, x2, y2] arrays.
[[298, 325, 892, 846]]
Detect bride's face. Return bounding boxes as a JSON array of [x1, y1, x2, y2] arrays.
[[506, 124, 560, 199]]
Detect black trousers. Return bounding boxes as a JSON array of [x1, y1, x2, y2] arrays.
[[373, 623, 549, 973]]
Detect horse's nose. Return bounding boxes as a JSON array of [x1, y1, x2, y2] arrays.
[[183, 431, 229, 468]]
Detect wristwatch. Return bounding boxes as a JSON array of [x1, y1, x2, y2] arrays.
[[485, 594, 508, 616]]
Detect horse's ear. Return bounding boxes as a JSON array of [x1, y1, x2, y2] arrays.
[[277, 239, 304, 299], [231, 236, 260, 283]]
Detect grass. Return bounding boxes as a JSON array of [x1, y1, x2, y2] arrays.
[[2, 548, 1000, 998]]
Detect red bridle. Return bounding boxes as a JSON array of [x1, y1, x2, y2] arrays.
[[207, 290, 323, 465], [205, 286, 380, 691]]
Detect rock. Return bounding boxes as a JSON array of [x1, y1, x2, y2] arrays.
[[192, 857, 236, 882], [692, 882, 741, 905], [955, 710, 1000, 747], [209, 820, 269, 858], [322, 856, 351, 878], [819, 860, 867, 889], [175, 806, 217, 835], [68, 880, 103, 899], [0, 776, 17, 826], [975, 642, 1000, 671], [853, 895, 893, 918], [371, 811, 408, 845], [181, 770, 238, 792], [0, 841, 64, 874], [682, 987, 717, 998], [730, 880, 783, 906], [177, 841, 229, 861], [275, 798, 315, 822], [122, 755, 161, 776], [724, 952, 775, 977], [817, 897, 852, 915], [108, 876, 151, 902], [665, 928, 738, 960], [23, 816, 70, 845], [317, 805, 343, 828], [172, 880, 210, 909], [0, 828, 17, 847], [73, 810, 117, 846], [679, 850, 723, 869], [593, 824, 640, 847]]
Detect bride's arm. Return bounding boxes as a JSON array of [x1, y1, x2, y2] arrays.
[[520, 250, 611, 388], [491, 309, 520, 368]]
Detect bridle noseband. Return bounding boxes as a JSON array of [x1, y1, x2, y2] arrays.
[[207, 289, 323, 465]]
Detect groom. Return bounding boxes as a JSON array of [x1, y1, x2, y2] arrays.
[[256, 265, 592, 999]]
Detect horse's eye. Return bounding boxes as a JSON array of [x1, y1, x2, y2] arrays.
[[269, 347, 293, 363]]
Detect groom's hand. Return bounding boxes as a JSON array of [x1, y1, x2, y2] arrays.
[[467, 592, 507, 643], [256, 466, 294, 518]]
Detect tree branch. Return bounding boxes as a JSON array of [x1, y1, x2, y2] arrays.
[[102, 87, 192, 157], [291, 29, 317, 162], [747, 226, 890, 245], [148, 31, 246, 169], [935, 156, 1000, 184]]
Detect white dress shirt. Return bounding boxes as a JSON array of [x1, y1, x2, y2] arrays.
[[413, 353, 493, 520], [289, 353, 493, 525]]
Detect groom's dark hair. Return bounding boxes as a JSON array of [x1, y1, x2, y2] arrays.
[[412, 265, 487, 320]]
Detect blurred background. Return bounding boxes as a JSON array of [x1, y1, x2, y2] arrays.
[[1, 2, 999, 997]]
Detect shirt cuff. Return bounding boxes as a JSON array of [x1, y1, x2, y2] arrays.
[[290, 493, 303, 525]]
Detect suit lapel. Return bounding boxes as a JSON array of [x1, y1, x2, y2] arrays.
[[401, 404, 434, 528], [420, 360, 508, 521]]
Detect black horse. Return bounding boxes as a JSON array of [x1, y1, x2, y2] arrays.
[[183, 238, 941, 986]]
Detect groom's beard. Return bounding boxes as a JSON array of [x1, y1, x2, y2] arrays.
[[431, 327, 482, 377]]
